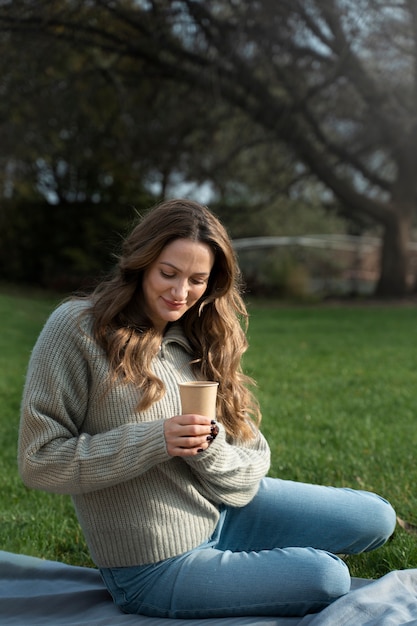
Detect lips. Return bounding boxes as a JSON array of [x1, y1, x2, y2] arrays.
[[161, 297, 187, 310]]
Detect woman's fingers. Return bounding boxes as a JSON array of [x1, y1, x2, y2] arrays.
[[164, 414, 218, 457]]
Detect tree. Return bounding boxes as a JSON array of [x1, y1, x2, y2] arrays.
[[0, 25, 154, 287], [0, 10, 230, 286], [1, 0, 416, 295]]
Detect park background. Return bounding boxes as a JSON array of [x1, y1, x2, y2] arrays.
[[1, 1, 417, 579]]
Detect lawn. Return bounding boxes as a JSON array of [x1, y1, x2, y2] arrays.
[[1, 287, 417, 578]]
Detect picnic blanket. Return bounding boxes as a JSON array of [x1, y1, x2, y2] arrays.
[[1, 550, 417, 625]]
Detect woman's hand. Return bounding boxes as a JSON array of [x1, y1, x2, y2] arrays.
[[164, 414, 219, 457]]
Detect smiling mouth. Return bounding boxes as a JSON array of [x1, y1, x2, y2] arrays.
[[162, 298, 186, 309]]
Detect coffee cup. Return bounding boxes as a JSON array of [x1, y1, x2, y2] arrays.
[[178, 381, 219, 420]]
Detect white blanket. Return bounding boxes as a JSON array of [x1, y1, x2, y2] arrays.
[[1, 551, 417, 625]]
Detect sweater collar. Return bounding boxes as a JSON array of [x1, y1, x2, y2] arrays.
[[161, 323, 193, 354]]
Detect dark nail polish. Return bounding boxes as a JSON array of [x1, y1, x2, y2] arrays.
[[206, 435, 214, 441], [211, 420, 216, 425], [197, 448, 204, 453]]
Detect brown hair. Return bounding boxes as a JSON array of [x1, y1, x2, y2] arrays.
[[89, 198, 261, 440]]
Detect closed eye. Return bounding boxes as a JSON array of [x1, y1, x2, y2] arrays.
[[160, 270, 175, 279]]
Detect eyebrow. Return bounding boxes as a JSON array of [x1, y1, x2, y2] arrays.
[[159, 261, 210, 276]]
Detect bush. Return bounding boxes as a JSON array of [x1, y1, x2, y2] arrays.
[[238, 248, 310, 299], [0, 196, 152, 290]]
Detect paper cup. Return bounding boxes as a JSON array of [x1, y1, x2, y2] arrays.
[[178, 381, 219, 420]]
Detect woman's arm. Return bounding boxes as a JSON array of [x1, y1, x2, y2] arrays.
[[18, 302, 171, 495], [185, 423, 271, 507]]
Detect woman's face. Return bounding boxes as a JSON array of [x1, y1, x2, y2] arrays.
[[142, 238, 215, 332]]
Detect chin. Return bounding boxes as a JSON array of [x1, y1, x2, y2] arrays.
[[160, 312, 183, 326]]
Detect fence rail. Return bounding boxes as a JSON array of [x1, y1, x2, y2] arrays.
[[233, 234, 417, 252], [232, 234, 417, 296]]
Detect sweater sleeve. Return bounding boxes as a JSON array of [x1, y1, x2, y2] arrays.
[[18, 302, 171, 496], [185, 423, 271, 507]]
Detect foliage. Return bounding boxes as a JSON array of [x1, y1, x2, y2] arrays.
[[2, 0, 416, 295], [0, 198, 153, 289], [238, 248, 311, 299], [2, 287, 417, 578], [0, 16, 158, 288]]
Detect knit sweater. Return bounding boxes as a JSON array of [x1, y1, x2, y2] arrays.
[[18, 300, 271, 568]]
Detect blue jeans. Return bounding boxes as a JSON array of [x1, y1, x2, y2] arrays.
[[100, 478, 396, 619]]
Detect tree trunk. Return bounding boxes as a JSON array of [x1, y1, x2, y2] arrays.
[[375, 211, 411, 297]]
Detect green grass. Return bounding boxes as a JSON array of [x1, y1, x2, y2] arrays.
[[1, 288, 417, 577], [0, 289, 95, 567], [246, 303, 417, 577]]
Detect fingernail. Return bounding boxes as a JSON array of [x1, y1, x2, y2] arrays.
[[206, 435, 214, 441], [211, 420, 217, 425], [197, 448, 204, 453]]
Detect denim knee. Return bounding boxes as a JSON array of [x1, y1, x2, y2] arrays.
[[355, 492, 397, 552], [310, 551, 351, 601]]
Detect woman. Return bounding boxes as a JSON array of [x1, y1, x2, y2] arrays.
[[19, 198, 396, 619]]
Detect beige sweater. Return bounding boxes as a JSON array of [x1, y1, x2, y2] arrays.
[[18, 300, 271, 568]]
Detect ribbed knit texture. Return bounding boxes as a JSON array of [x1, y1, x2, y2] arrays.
[[18, 300, 271, 567]]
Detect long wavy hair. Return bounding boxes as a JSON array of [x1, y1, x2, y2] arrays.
[[89, 198, 261, 440]]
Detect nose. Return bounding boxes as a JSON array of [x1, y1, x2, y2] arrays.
[[171, 279, 188, 301]]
